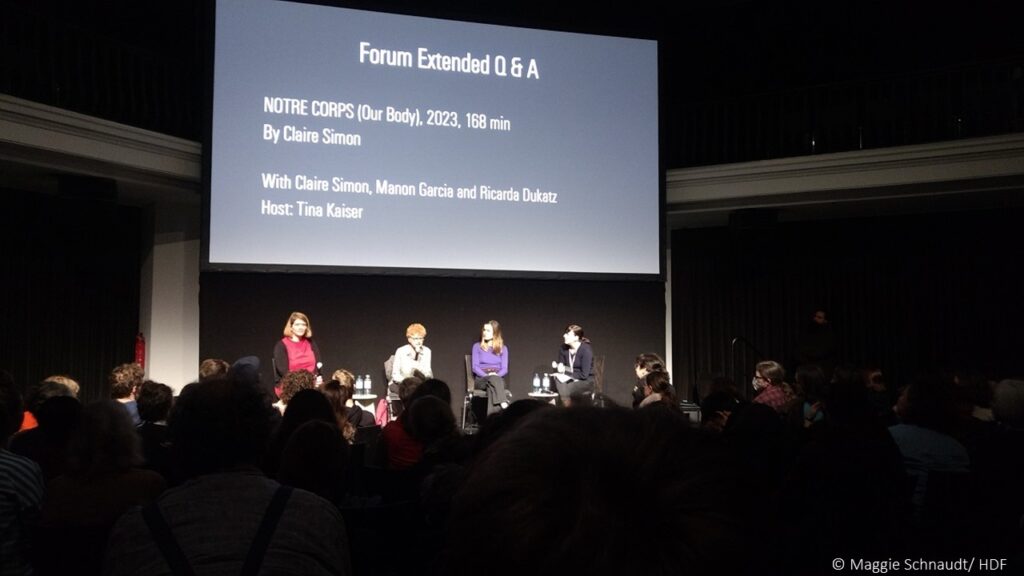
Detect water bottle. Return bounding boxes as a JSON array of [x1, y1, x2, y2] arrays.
[[532, 373, 540, 393], [364, 374, 372, 394], [355, 375, 364, 394]]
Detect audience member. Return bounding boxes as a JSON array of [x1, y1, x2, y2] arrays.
[[444, 406, 747, 576], [637, 370, 676, 408], [19, 379, 75, 432], [109, 363, 144, 426], [104, 376, 351, 575], [136, 380, 174, 482], [751, 360, 793, 415], [198, 358, 230, 382], [275, 369, 317, 414], [39, 400, 166, 575], [10, 395, 81, 480], [0, 370, 44, 576], [631, 352, 665, 408]]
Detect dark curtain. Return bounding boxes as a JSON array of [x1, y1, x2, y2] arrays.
[[0, 187, 142, 403], [672, 208, 1024, 400]]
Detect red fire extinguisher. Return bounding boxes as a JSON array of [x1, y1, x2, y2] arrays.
[[134, 332, 146, 369]]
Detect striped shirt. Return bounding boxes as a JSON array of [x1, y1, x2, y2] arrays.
[[0, 449, 45, 576]]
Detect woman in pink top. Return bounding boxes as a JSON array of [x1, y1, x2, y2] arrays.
[[273, 311, 322, 396]]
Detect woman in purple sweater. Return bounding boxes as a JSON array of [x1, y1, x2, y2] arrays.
[[472, 320, 510, 415]]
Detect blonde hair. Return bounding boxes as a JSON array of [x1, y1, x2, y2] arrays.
[[480, 320, 504, 355], [43, 374, 80, 398], [283, 312, 313, 338], [406, 323, 427, 338], [331, 369, 355, 389]]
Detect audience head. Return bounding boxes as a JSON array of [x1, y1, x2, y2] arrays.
[[137, 380, 174, 423], [634, 352, 665, 379], [278, 420, 349, 504], [794, 364, 827, 402], [407, 395, 457, 445], [864, 368, 886, 392], [169, 377, 275, 477], [279, 370, 316, 405], [700, 391, 742, 432], [822, 365, 872, 428], [109, 363, 144, 400], [411, 378, 452, 406], [25, 380, 75, 415], [33, 395, 81, 436], [330, 369, 355, 390], [896, 373, 958, 433], [228, 355, 261, 387], [283, 311, 313, 339], [321, 379, 353, 413], [445, 406, 744, 576], [67, 400, 143, 478], [643, 371, 676, 405], [753, 360, 785, 392], [992, 379, 1024, 429], [42, 374, 80, 398], [398, 376, 423, 403], [198, 358, 230, 382]]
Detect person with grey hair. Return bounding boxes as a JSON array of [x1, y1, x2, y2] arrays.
[[971, 379, 1024, 561]]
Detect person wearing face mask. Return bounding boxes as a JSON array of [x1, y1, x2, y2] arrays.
[[751, 360, 793, 415], [473, 320, 510, 415], [552, 324, 594, 407], [273, 312, 323, 397]]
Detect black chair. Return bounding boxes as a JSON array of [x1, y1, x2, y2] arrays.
[[461, 355, 488, 432]]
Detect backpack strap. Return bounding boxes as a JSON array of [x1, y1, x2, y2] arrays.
[[240, 485, 294, 576]]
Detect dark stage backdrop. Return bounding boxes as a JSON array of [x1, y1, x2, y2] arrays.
[[200, 273, 665, 412], [1, 185, 142, 402], [672, 208, 1024, 400]]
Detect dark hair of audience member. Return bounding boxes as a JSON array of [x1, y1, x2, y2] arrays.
[[398, 376, 424, 403], [109, 363, 144, 400], [898, 373, 958, 433], [267, 389, 337, 476], [169, 377, 275, 478], [198, 358, 230, 382], [66, 400, 144, 478], [643, 370, 676, 406], [411, 378, 452, 405], [136, 380, 173, 423], [278, 420, 350, 505], [25, 380, 75, 415], [794, 364, 826, 403], [9, 395, 82, 480], [700, 390, 743, 431], [444, 406, 746, 576], [320, 379, 357, 442], [407, 395, 457, 446], [471, 399, 553, 457], [279, 369, 316, 405], [821, 365, 875, 429], [634, 352, 665, 374]]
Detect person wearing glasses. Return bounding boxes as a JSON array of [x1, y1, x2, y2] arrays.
[[751, 360, 793, 414], [391, 323, 432, 384]]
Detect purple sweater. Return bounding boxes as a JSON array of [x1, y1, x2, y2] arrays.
[[472, 344, 509, 378]]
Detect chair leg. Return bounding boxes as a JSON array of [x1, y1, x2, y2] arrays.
[[461, 395, 470, 430]]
